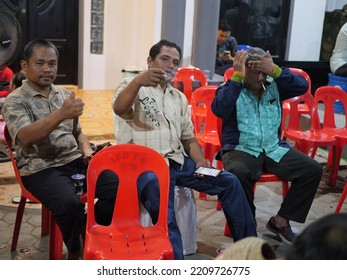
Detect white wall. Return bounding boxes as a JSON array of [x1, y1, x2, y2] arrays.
[[286, 0, 327, 61], [80, 0, 160, 89]]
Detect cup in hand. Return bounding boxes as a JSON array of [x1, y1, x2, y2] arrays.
[[71, 173, 85, 195]]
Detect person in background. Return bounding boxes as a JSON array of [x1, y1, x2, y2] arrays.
[[113, 39, 257, 260], [2, 38, 117, 259], [215, 20, 238, 76], [9, 71, 27, 92], [330, 22, 347, 77], [0, 64, 14, 98], [212, 47, 322, 245], [286, 213, 347, 259]]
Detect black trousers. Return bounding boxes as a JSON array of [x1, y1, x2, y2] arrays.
[[221, 148, 323, 223], [22, 157, 117, 254], [335, 63, 347, 77]]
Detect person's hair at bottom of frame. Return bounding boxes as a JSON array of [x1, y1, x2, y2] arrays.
[[285, 213, 347, 260]]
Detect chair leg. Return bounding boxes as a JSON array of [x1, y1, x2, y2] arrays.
[[49, 213, 63, 260], [11, 196, 27, 251], [224, 222, 232, 237], [335, 183, 347, 213], [216, 200, 222, 211], [329, 145, 343, 187], [41, 205, 49, 236], [282, 181, 289, 199], [199, 192, 207, 200]]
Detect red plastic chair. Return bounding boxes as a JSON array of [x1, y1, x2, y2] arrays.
[[215, 117, 289, 236], [314, 86, 347, 186], [223, 67, 234, 82], [4, 125, 86, 259], [282, 90, 336, 160], [173, 66, 207, 105], [191, 85, 223, 203], [83, 144, 174, 260], [191, 85, 223, 169], [282, 68, 313, 141], [335, 182, 347, 213]]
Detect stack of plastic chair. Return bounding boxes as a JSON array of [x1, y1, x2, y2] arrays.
[[191, 85, 221, 165], [173, 66, 208, 134], [191, 85, 223, 204], [173, 66, 207, 105], [215, 118, 289, 237], [282, 91, 336, 162], [223, 67, 234, 82], [314, 85, 347, 186], [4, 125, 87, 259], [83, 144, 174, 260]]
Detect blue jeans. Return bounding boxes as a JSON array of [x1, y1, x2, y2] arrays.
[[167, 156, 257, 259]]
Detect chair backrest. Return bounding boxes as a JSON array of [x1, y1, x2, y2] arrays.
[[190, 85, 218, 137], [289, 67, 312, 94], [85, 143, 172, 259], [314, 85, 347, 129], [4, 125, 40, 203], [173, 66, 207, 104], [223, 67, 235, 82], [283, 92, 321, 132], [282, 68, 314, 136]]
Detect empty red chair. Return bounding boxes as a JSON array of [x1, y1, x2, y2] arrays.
[[314, 85, 347, 186], [282, 68, 313, 142], [282, 90, 336, 159], [173, 66, 207, 104], [83, 144, 174, 260], [191, 85, 223, 172]]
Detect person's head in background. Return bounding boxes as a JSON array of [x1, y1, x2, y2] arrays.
[[9, 72, 27, 91], [217, 21, 233, 46], [148, 39, 182, 82], [286, 213, 347, 260], [20, 38, 59, 92]]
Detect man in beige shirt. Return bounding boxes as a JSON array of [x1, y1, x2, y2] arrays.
[[113, 39, 257, 260]]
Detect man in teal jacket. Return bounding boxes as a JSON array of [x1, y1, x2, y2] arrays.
[[212, 47, 322, 245]]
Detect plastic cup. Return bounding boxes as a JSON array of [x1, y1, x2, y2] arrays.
[[203, 69, 210, 80], [71, 174, 85, 195]]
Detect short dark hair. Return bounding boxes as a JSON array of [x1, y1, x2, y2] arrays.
[[149, 39, 182, 61], [23, 38, 59, 61], [11, 72, 26, 89], [286, 213, 347, 260], [218, 20, 232, 32]]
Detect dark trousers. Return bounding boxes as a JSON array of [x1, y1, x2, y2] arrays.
[[167, 156, 257, 259], [221, 149, 323, 223], [22, 157, 117, 254], [335, 63, 347, 77]]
